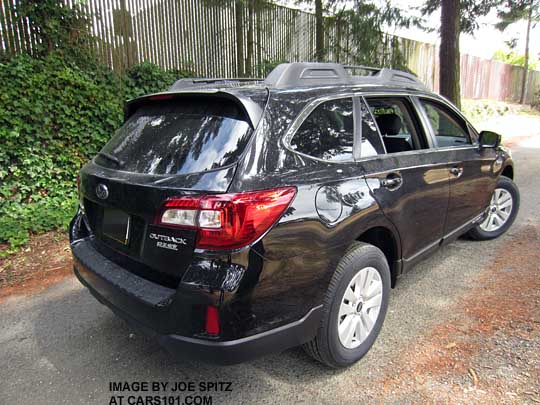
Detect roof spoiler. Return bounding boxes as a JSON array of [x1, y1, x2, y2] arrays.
[[124, 90, 265, 129]]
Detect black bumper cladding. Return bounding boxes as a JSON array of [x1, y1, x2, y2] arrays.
[[71, 238, 323, 365]]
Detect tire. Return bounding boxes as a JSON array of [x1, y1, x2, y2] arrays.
[[467, 176, 520, 241], [303, 242, 391, 368]]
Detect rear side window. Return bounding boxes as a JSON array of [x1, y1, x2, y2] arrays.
[[95, 98, 253, 175], [420, 99, 472, 147], [289, 97, 385, 162], [367, 97, 428, 154], [290, 98, 355, 162]]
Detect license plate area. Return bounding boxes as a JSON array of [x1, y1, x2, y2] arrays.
[[102, 208, 131, 245]]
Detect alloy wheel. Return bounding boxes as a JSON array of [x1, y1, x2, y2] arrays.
[[337, 267, 383, 349], [479, 188, 513, 232]]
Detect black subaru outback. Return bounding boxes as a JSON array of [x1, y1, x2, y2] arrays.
[[70, 63, 519, 368]]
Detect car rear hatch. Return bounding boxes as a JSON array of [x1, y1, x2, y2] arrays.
[[79, 90, 267, 286]]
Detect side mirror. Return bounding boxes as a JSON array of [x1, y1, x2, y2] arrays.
[[479, 130, 501, 149]]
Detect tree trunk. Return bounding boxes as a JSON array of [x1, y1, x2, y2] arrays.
[[520, 1, 533, 104], [315, 0, 324, 61], [439, 0, 461, 109], [246, 0, 255, 77], [235, 0, 244, 77]]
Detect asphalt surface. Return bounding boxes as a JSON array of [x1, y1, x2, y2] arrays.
[[1, 123, 539, 405]]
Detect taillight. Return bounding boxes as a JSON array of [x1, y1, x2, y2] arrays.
[[157, 187, 296, 250]]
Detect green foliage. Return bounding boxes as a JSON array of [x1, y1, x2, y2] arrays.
[[421, 0, 501, 35], [124, 62, 192, 95], [0, 54, 192, 255], [255, 59, 288, 77], [16, 0, 95, 67], [493, 49, 539, 69], [495, 0, 539, 32], [461, 99, 511, 124], [294, 0, 419, 68]]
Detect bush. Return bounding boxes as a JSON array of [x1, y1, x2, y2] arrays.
[[0, 54, 192, 255]]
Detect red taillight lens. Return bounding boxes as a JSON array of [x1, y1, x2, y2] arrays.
[[157, 187, 296, 250], [205, 305, 220, 336]]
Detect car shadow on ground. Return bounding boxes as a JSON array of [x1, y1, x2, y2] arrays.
[[29, 283, 342, 403]]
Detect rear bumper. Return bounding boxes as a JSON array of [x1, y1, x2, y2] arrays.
[[72, 238, 322, 365]]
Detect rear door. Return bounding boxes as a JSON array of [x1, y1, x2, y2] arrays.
[[361, 96, 450, 265], [414, 97, 497, 239]]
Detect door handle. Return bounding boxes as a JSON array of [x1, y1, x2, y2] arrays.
[[381, 174, 403, 190], [450, 167, 463, 178]]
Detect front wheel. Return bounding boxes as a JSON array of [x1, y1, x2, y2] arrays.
[[303, 242, 390, 368], [468, 176, 520, 240]]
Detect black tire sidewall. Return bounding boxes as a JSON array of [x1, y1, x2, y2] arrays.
[[325, 246, 390, 367]]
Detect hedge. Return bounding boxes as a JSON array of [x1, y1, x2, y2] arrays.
[[0, 54, 192, 255]]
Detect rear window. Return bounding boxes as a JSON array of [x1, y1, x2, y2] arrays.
[[95, 98, 253, 175]]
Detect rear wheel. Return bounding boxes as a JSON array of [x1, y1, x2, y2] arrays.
[[468, 176, 520, 240], [303, 242, 390, 368]]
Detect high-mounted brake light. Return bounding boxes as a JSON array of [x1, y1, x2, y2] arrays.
[[157, 187, 296, 250], [149, 94, 174, 101]]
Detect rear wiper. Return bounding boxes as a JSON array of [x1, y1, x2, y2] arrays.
[[97, 152, 124, 167]]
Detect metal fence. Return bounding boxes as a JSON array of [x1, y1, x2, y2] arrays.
[[0, 0, 538, 103]]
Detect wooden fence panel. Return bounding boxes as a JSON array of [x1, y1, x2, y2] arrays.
[[0, 0, 538, 102]]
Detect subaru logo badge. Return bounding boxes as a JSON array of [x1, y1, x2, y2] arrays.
[[96, 184, 109, 200]]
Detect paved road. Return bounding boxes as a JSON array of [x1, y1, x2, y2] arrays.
[[1, 128, 539, 405]]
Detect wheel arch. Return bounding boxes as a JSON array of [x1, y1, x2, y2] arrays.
[[356, 226, 401, 288], [501, 164, 514, 180]]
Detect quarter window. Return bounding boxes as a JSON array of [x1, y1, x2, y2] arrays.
[[420, 100, 472, 147], [290, 98, 354, 161]]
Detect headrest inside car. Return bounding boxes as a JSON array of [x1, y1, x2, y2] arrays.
[[376, 113, 402, 136]]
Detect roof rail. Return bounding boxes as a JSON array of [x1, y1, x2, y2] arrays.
[[169, 77, 262, 91], [167, 63, 426, 92], [264, 62, 426, 90]]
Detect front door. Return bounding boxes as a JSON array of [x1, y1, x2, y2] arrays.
[[414, 97, 497, 238]]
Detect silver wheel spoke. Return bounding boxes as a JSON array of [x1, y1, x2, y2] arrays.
[[361, 312, 374, 330], [355, 317, 367, 341], [498, 194, 511, 205], [499, 199, 512, 210], [363, 269, 374, 291], [363, 293, 382, 310], [339, 315, 354, 340], [354, 272, 366, 299], [339, 302, 356, 317], [343, 286, 356, 303], [339, 315, 357, 346]]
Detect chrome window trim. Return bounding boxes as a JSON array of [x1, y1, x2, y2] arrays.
[[281, 89, 481, 165]]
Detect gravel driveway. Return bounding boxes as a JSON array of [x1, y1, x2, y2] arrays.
[[1, 116, 539, 405]]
